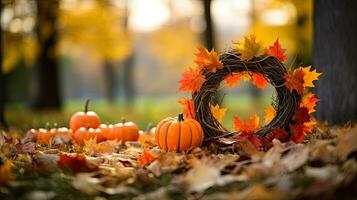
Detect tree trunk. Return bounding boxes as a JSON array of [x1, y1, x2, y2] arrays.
[[203, 0, 214, 50], [103, 61, 116, 103], [314, 0, 357, 124], [32, 0, 61, 110], [123, 54, 135, 104], [0, 1, 8, 130]]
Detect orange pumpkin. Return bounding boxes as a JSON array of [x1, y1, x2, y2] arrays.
[[70, 99, 100, 132], [99, 124, 114, 140], [155, 114, 203, 152], [109, 119, 139, 142], [53, 127, 73, 144], [73, 127, 104, 146], [35, 128, 55, 144]]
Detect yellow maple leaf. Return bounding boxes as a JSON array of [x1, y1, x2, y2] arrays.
[[264, 105, 276, 123], [210, 104, 227, 123], [0, 160, 16, 184], [302, 66, 322, 88], [234, 34, 265, 61]]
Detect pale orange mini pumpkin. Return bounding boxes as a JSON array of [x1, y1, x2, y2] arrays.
[[107, 119, 139, 142], [155, 114, 203, 152]]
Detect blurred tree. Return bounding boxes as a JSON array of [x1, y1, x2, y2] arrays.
[[203, 0, 214, 50], [32, 0, 61, 109], [59, 0, 131, 103], [0, 0, 7, 129], [314, 0, 357, 124]]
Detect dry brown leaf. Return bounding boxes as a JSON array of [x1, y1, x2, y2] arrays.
[[281, 145, 309, 172], [336, 127, 357, 160]]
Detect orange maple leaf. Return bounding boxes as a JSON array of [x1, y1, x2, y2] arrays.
[[137, 149, 158, 167], [234, 113, 260, 133], [224, 73, 241, 88], [178, 97, 196, 119], [284, 68, 305, 95], [178, 67, 206, 93], [194, 48, 223, 73], [267, 39, 288, 62], [302, 66, 321, 88], [252, 73, 268, 90], [300, 93, 320, 113], [264, 105, 276, 123]]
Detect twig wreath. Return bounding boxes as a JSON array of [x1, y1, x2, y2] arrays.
[[178, 35, 321, 149]]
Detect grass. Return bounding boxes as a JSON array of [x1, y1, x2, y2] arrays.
[[5, 93, 273, 131]]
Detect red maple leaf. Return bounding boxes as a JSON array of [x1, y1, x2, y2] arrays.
[[194, 48, 223, 72], [178, 97, 196, 119], [58, 153, 96, 173], [290, 124, 307, 143], [293, 107, 310, 124], [178, 67, 206, 93], [267, 39, 288, 62], [252, 73, 268, 90], [284, 68, 305, 95], [137, 149, 158, 167], [265, 128, 289, 142], [233, 132, 263, 150]]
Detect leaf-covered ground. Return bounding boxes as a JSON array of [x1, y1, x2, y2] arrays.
[[1, 123, 357, 200]]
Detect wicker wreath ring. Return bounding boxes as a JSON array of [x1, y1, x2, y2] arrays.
[[192, 51, 302, 140]]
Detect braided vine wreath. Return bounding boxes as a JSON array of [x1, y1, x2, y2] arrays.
[[178, 35, 321, 148], [192, 53, 300, 139]]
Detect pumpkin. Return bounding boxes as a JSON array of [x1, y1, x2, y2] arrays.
[[155, 114, 203, 152], [138, 123, 156, 145], [109, 119, 139, 142], [99, 124, 114, 140], [52, 127, 73, 144], [73, 127, 104, 146], [35, 128, 55, 144], [69, 99, 100, 132]]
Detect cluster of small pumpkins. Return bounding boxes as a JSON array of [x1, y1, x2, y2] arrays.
[[30, 100, 204, 152]]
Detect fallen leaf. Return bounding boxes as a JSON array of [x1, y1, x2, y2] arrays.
[[281, 145, 309, 172], [234, 34, 265, 61], [284, 68, 305, 95], [58, 153, 97, 173], [302, 66, 321, 88], [252, 73, 268, 90], [72, 173, 103, 195], [178, 67, 206, 93], [13, 142, 35, 154], [210, 104, 227, 123], [137, 149, 158, 167], [84, 139, 118, 155], [267, 38, 288, 62], [336, 127, 357, 160], [0, 160, 16, 184], [194, 48, 223, 72], [178, 97, 196, 119], [264, 105, 276, 123], [224, 73, 241, 88]]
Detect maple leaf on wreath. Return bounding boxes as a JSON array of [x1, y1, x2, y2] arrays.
[[284, 68, 305, 95], [178, 67, 206, 93], [300, 93, 320, 113], [293, 107, 311, 124], [301, 66, 322, 88], [210, 104, 227, 123], [224, 73, 241, 88], [234, 34, 265, 61], [234, 113, 260, 133], [252, 73, 268, 90], [194, 48, 223, 73], [264, 105, 276, 123], [267, 38, 288, 62], [178, 97, 196, 119]]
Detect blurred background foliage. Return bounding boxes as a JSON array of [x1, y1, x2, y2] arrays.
[[0, 0, 312, 130]]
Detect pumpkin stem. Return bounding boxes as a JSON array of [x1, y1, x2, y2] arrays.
[[121, 117, 126, 124], [178, 113, 184, 122], [145, 122, 153, 134], [84, 99, 90, 113]]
